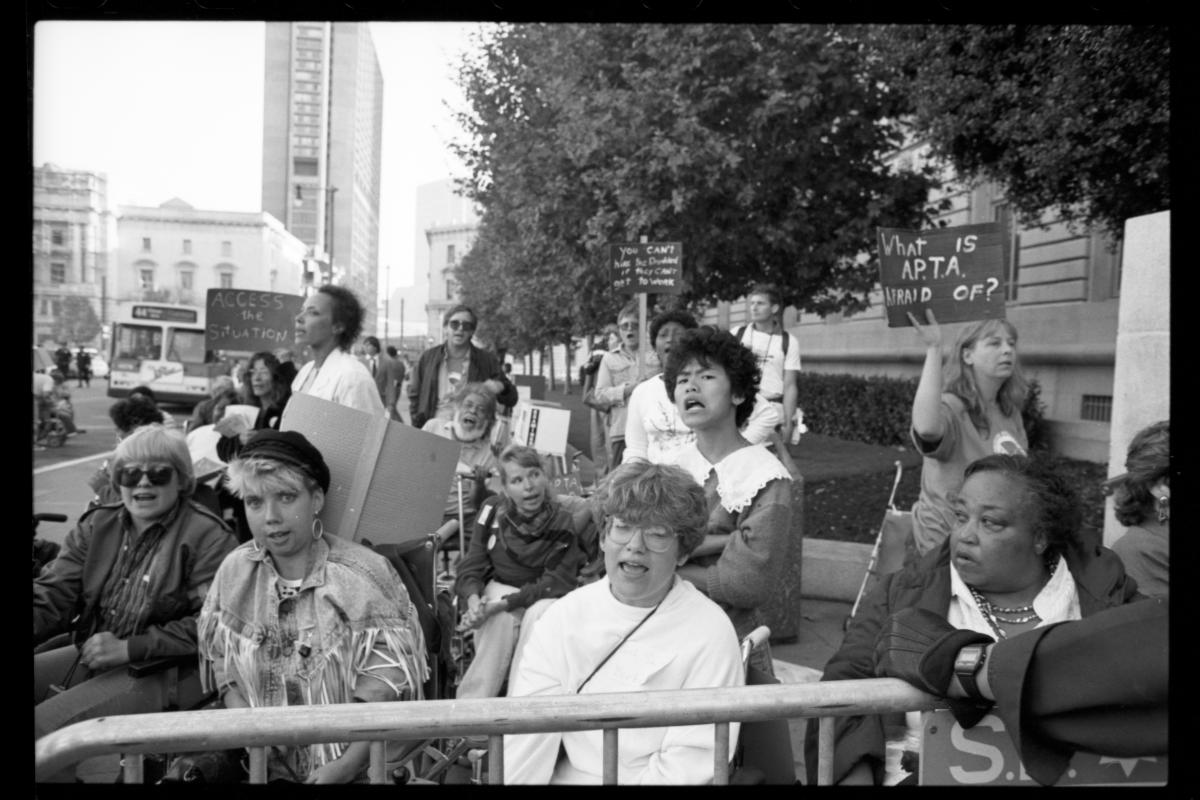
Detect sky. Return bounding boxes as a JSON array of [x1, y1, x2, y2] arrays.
[[32, 20, 487, 331]]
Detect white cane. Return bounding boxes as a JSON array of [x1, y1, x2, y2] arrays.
[[457, 472, 466, 561]]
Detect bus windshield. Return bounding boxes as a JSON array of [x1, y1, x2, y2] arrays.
[[166, 328, 207, 363], [114, 325, 164, 361]]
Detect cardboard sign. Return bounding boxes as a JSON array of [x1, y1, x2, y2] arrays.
[[876, 223, 1006, 327], [920, 710, 1166, 786], [511, 401, 571, 457], [206, 289, 305, 351], [610, 242, 683, 294], [512, 373, 546, 401], [280, 393, 460, 546]]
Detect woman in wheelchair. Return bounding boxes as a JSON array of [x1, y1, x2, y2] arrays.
[[197, 430, 428, 783], [453, 444, 592, 704], [503, 461, 744, 784], [422, 382, 502, 551], [34, 425, 237, 755], [806, 454, 1142, 786]]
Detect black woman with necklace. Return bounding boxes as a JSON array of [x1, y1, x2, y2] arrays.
[[806, 453, 1141, 786]]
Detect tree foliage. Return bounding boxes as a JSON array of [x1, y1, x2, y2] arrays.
[[450, 23, 942, 347], [51, 295, 102, 346], [869, 25, 1170, 238]]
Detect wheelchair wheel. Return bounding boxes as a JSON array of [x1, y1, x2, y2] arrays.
[[42, 420, 67, 448]]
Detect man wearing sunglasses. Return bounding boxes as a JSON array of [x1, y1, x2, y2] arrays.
[[409, 304, 517, 429]]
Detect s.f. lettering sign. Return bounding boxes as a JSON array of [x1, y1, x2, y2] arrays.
[[877, 223, 1006, 327], [206, 289, 305, 351], [609, 242, 683, 295]]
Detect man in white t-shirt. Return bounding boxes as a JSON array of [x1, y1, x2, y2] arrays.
[[736, 283, 801, 444]]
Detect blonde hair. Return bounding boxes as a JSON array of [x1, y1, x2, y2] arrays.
[[942, 318, 1028, 434], [110, 423, 195, 497]]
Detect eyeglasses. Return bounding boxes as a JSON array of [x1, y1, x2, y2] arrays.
[[607, 524, 677, 553], [618, 322, 637, 331], [117, 464, 176, 488], [448, 319, 476, 332]]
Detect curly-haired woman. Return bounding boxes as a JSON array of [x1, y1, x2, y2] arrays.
[[291, 285, 384, 415], [1105, 420, 1169, 597]]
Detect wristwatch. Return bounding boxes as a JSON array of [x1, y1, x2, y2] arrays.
[[953, 643, 989, 701]]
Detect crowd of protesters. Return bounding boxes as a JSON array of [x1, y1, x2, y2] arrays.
[[34, 282, 1167, 785]]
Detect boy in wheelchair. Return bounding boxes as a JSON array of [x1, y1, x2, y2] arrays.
[[452, 444, 594, 705]]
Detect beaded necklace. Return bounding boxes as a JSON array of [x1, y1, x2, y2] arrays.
[[967, 559, 1055, 639]]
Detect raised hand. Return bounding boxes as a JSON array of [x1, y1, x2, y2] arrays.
[[906, 308, 943, 350]]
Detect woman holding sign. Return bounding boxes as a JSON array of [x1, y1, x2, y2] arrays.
[[909, 310, 1029, 557]]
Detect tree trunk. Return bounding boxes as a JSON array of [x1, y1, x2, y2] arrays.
[[563, 338, 573, 394], [548, 345, 556, 392]]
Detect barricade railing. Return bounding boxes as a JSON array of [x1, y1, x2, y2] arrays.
[[35, 678, 941, 785]]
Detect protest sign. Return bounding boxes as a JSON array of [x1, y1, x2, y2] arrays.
[[281, 393, 459, 546], [876, 223, 1006, 327], [610, 242, 683, 294], [206, 289, 305, 351], [920, 710, 1166, 786], [511, 401, 571, 457]]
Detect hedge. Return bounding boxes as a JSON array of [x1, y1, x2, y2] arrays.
[[797, 373, 1050, 451]]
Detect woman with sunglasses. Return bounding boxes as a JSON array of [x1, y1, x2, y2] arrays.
[[408, 304, 518, 429], [34, 424, 237, 755]]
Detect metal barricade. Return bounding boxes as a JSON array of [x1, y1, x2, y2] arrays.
[[35, 678, 939, 784]]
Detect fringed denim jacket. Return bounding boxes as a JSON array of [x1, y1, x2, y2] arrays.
[[198, 534, 428, 781]]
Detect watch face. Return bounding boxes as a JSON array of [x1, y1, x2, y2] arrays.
[[955, 645, 983, 674]]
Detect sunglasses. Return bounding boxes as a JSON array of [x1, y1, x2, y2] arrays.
[[618, 322, 638, 331], [117, 465, 176, 488], [447, 319, 476, 332]]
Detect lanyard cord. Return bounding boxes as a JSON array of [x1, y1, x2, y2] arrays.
[[576, 596, 666, 694]]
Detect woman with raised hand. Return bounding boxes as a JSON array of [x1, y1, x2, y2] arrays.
[[197, 430, 427, 783], [908, 311, 1029, 557]]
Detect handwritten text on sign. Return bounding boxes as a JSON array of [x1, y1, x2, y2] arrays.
[[876, 223, 1006, 327], [610, 242, 683, 295], [206, 289, 305, 351]]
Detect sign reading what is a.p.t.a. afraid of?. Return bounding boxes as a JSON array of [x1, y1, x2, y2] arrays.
[[876, 222, 1006, 327]]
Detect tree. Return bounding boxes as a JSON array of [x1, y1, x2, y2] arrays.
[[451, 23, 943, 325], [51, 295, 102, 346], [869, 25, 1169, 238]]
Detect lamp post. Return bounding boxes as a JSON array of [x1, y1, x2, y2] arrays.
[[294, 183, 339, 284]]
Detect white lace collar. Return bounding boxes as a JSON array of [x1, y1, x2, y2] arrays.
[[674, 443, 791, 514]]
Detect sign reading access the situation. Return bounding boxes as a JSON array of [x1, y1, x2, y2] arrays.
[[610, 241, 683, 295], [206, 289, 306, 352], [876, 222, 1006, 328]]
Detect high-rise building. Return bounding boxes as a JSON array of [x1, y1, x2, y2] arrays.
[[261, 22, 384, 334], [32, 163, 115, 348]]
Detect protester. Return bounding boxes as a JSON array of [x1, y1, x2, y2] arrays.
[[806, 453, 1141, 786], [34, 425, 237, 768], [580, 324, 619, 476], [1104, 419, 1169, 597], [361, 335, 404, 421], [291, 285, 385, 415], [624, 311, 781, 464], [214, 351, 293, 462], [409, 305, 517, 429], [591, 301, 650, 468], [75, 347, 92, 388], [48, 369, 82, 436], [908, 312, 1029, 557], [187, 375, 237, 432], [197, 430, 428, 783], [734, 284, 802, 444], [662, 327, 792, 676], [54, 343, 73, 377], [504, 461, 744, 784], [422, 382, 502, 534], [453, 444, 591, 707], [873, 597, 1168, 787], [130, 385, 178, 429]]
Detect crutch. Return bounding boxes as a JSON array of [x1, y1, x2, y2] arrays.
[[848, 460, 906, 623]]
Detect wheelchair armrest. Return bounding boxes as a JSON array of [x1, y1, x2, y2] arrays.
[[435, 519, 460, 547], [128, 654, 193, 678]]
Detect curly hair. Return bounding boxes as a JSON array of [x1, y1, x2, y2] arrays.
[[453, 381, 498, 436], [317, 284, 366, 350], [1103, 420, 1169, 526], [943, 319, 1029, 435], [962, 454, 1082, 560], [242, 351, 291, 409], [648, 309, 698, 347], [595, 461, 709, 557], [109, 396, 166, 436], [663, 326, 760, 428]]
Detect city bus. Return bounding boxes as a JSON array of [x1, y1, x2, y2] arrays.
[[107, 301, 224, 406]]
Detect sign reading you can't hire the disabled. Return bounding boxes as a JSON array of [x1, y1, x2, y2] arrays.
[[609, 241, 683, 294], [876, 222, 1006, 327]]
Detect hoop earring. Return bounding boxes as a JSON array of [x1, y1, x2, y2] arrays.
[[312, 516, 325, 541], [1156, 495, 1169, 525]]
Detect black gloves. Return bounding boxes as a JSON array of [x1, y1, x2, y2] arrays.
[[874, 607, 994, 696]]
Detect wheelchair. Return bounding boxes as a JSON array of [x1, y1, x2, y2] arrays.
[[35, 396, 68, 448]]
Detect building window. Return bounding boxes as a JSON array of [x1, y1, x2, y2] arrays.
[[221, 241, 232, 257], [447, 244, 456, 265], [142, 237, 152, 251], [220, 272, 234, 288], [50, 227, 65, 246], [182, 239, 192, 255], [992, 202, 1021, 301], [50, 262, 66, 284], [446, 280, 456, 301], [139, 269, 155, 291], [1080, 394, 1113, 423], [51, 300, 62, 317], [180, 271, 193, 290], [40, 299, 48, 315]]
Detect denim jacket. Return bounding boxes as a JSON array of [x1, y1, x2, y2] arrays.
[[198, 534, 428, 780]]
